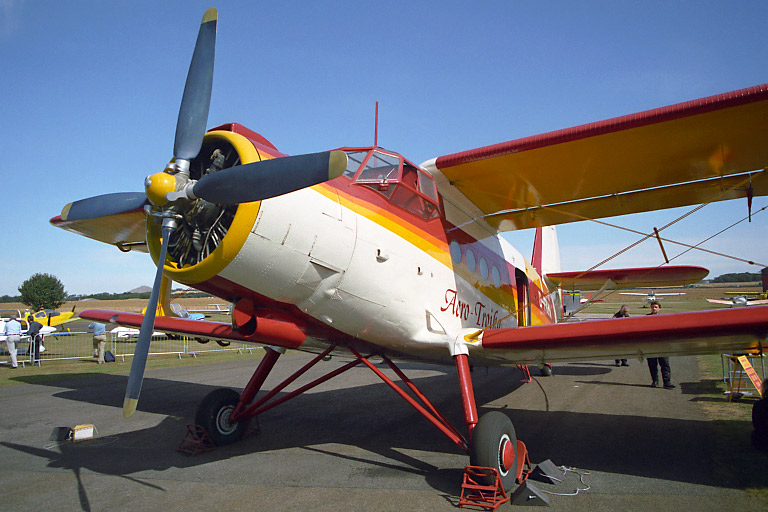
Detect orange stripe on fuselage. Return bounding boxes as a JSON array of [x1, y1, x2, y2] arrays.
[[315, 178, 558, 325]]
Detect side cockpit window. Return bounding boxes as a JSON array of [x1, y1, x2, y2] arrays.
[[343, 148, 440, 219]]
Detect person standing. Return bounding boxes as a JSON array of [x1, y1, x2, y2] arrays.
[[88, 322, 107, 364], [646, 301, 675, 389], [4, 317, 22, 369], [0, 317, 6, 367], [613, 305, 630, 367], [27, 315, 44, 363]]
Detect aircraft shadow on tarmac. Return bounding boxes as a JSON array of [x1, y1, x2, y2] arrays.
[[2, 362, 758, 494]]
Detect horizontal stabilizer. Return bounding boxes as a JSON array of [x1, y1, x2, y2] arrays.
[[546, 265, 707, 290], [479, 306, 768, 362]]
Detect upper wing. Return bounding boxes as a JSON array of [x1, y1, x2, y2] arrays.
[[546, 265, 707, 290], [80, 309, 307, 349], [425, 84, 768, 231], [477, 306, 768, 363]]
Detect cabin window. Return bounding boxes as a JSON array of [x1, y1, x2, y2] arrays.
[[479, 258, 489, 281], [449, 240, 462, 263], [465, 249, 476, 272], [491, 266, 501, 287]]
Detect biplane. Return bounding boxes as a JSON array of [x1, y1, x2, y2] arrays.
[[50, 8, 768, 490]]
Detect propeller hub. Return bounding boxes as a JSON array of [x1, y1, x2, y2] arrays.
[[145, 171, 178, 206]]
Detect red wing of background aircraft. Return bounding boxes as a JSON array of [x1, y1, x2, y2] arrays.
[[50, 8, 768, 491]]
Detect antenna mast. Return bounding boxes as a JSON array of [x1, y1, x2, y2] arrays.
[[374, 101, 379, 147]]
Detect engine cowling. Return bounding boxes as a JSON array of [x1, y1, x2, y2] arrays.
[[145, 126, 279, 285]]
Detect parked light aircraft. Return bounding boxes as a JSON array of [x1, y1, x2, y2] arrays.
[[27, 307, 77, 327], [110, 326, 164, 339], [707, 296, 768, 307], [619, 290, 686, 306], [183, 303, 232, 316], [0, 310, 57, 336], [49, 8, 768, 490]]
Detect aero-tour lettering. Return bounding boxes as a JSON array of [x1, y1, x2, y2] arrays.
[[441, 289, 501, 328]]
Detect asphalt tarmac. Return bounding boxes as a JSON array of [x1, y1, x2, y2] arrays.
[[1, 351, 766, 511]]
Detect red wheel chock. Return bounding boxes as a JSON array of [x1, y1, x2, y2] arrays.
[[458, 466, 510, 511], [177, 425, 216, 456], [516, 440, 532, 483], [458, 441, 532, 510]]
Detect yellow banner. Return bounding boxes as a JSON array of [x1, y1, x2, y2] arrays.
[[737, 355, 764, 397]]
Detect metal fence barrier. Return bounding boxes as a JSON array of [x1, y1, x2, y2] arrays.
[[1, 331, 254, 367]]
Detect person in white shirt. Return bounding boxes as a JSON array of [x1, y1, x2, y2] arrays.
[[3, 317, 22, 369]]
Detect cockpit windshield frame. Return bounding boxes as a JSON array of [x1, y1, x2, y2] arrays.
[[338, 147, 441, 220]]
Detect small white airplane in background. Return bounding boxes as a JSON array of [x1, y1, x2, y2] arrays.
[[110, 326, 164, 339], [183, 303, 232, 315], [707, 296, 768, 307], [620, 290, 686, 306], [168, 303, 206, 321]]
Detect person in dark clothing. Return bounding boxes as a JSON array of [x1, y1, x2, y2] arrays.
[[26, 315, 44, 362], [646, 301, 675, 389], [613, 305, 630, 366]]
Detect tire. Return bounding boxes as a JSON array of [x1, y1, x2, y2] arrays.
[[469, 411, 518, 490], [195, 388, 246, 446]]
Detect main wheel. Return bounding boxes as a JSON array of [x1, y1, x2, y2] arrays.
[[469, 411, 518, 490], [195, 388, 246, 446]]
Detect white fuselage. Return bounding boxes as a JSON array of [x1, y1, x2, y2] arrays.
[[216, 187, 525, 363]]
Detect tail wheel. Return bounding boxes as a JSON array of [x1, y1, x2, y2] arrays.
[[195, 388, 246, 445], [469, 411, 518, 490]]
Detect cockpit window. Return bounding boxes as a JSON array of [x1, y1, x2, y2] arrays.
[[343, 151, 369, 179], [356, 151, 401, 183], [418, 169, 438, 202], [342, 148, 440, 220]]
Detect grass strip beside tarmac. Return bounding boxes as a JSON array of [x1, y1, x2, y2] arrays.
[[0, 349, 264, 387], [695, 354, 767, 495]]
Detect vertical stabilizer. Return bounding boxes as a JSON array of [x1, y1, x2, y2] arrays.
[[532, 226, 561, 277]]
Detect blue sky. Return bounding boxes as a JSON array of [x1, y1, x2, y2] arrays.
[[2, 0, 767, 296]]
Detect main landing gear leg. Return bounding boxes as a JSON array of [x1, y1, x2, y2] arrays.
[[456, 354, 524, 490], [195, 347, 282, 446]]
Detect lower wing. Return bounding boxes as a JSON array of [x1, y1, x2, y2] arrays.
[[478, 306, 768, 363], [80, 309, 307, 350], [546, 265, 708, 290]]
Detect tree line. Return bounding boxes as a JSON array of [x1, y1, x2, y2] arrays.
[[1, 273, 210, 310], [711, 272, 763, 283]]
